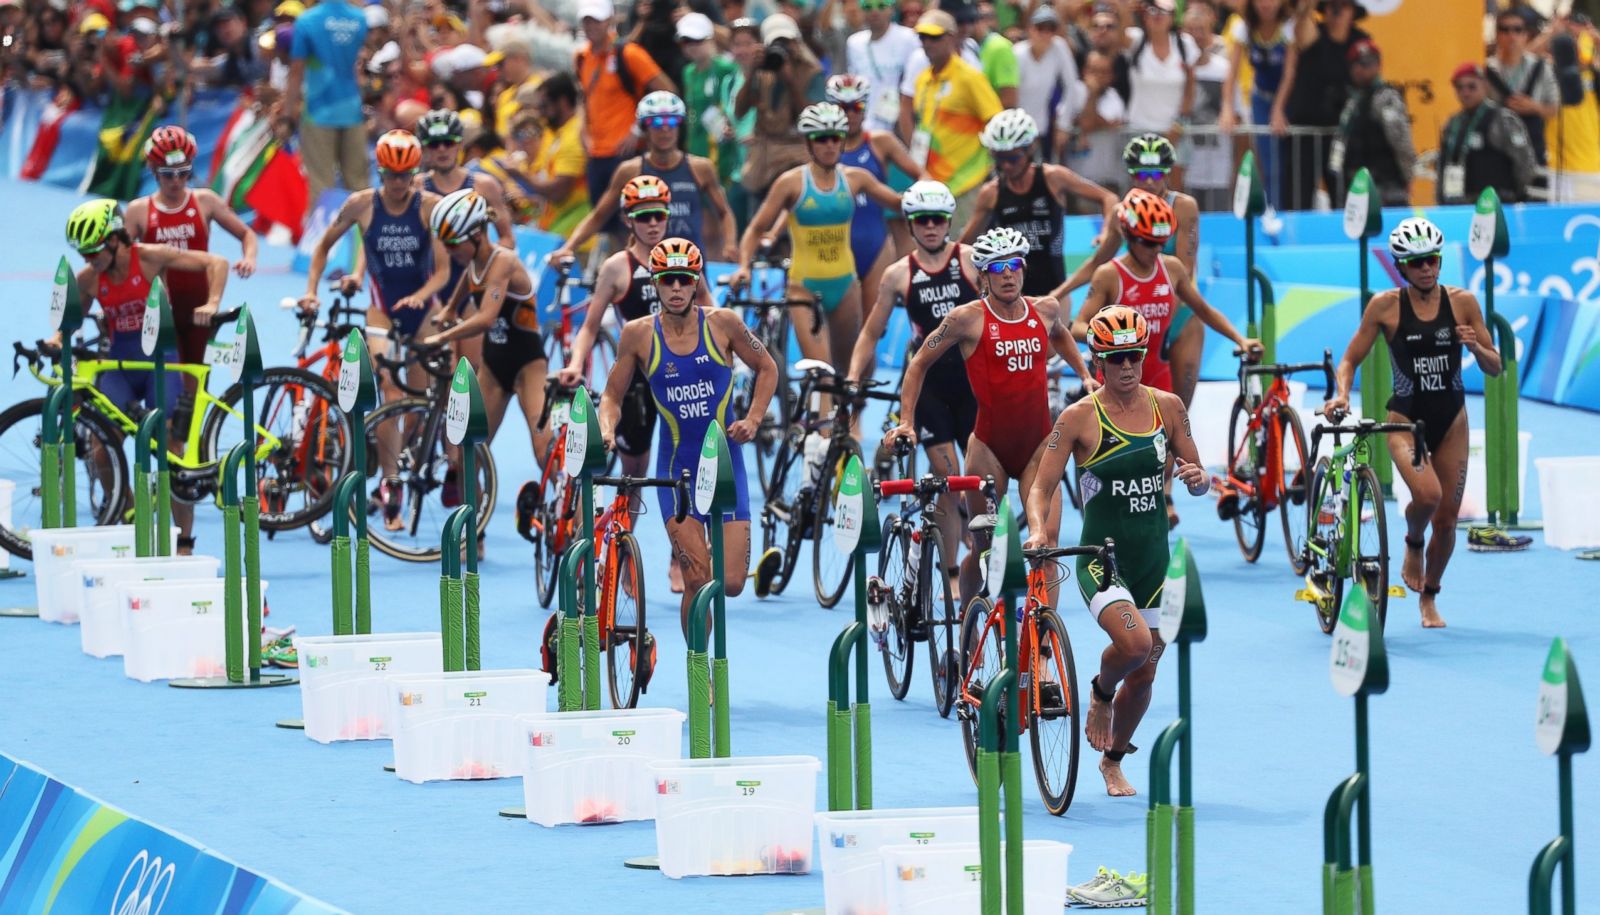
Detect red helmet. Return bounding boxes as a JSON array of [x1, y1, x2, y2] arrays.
[[1117, 188, 1176, 245], [145, 126, 197, 170]]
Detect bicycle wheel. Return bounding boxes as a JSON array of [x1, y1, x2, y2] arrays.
[[922, 526, 959, 718], [760, 430, 806, 596], [1353, 464, 1389, 632], [876, 518, 914, 701], [530, 454, 573, 610], [1277, 406, 1312, 574], [203, 367, 351, 531], [606, 531, 648, 709], [812, 438, 863, 608], [0, 397, 128, 561], [1305, 457, 1345, 635], [959, 597, 1005, 786], [1030, 610, 1081, 816], [362, 397, 497, 562], [754, 309, 793, 496], [1226, 396, 1267, 562]]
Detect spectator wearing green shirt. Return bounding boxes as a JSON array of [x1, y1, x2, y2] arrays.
[[678, 13, 742, 189], [963, 1, 1020, 108]]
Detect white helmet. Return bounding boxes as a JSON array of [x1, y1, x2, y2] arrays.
[[825, 73, 871, 105], [797, 102, 850, 137], [971, 226, 1031, 268], [980, 108, 1039, 153], [901, 180, 957, 218], [430, 188, 489, 245], [1389, 216, 1444, 260], [636, 90, 687, 121]]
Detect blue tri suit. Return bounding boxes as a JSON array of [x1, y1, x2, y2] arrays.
[[644, 308, 751, 523]]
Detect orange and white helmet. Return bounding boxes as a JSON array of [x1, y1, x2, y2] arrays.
[[1117, 188, 1175, 244], [1087, 305, 1150, 354], [375, 129, 422, 172], [649, 237, 703, 277], [621, 174, 672, 215]]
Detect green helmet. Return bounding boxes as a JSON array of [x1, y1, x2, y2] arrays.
[[66, 199, 124, 253], [1122, 132, 1176, 172]]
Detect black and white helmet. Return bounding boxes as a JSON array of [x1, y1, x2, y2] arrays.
[[797, 102, 850, 137], [431, 188, 489, 245], [1389, 216, 1444, 260], [971, 226, 1030, 268], [901, 180, 957, 218], [415, 108, 463, 143], [980, 108, 1039, 152]]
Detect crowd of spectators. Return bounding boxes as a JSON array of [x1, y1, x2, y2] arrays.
[[3, 0, 1600, 233]]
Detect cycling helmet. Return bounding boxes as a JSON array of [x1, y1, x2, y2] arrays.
[[970, 226, 1031, 268], [649, 237, 704, 277], [431, 188, 489, 245], [621, 174, 672, 215], [1117, 188, 1175, 244], [415, 108, 464, 143], [980, 108, 1039, 152], [825, 73, 871, 105], [145, 125, 197, 169], [1389, 216, 1444, 261], [1122, 132, 1176, 171], [901, 180, 958, 218], [636, 90, 687, 121], [65, 199, 124, 254], [375, 129, 423, 172], [797, 102, 849, 138], [1087, 305, 1150, 353]]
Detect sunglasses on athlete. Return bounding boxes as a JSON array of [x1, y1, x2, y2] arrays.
[[655, 272, 698, 287], [630, 210, 669, 224], [1098, 348, 1146, 365], [640, 115, 684, 130], [379, 168, 416, 180], [156, 167, 192, 179], [910, 214, 949, 227], [1130, 168, 1168, 182], [983, 257, 1026, 274], [423, 137, 461, 148], [1400, 254, 1441, 269], [993, 150, 1028, 164]]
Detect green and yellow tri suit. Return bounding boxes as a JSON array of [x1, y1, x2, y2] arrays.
[[1074, 389, 1171, 626]]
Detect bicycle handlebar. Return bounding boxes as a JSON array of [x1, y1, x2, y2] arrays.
[[538, 377, 598, 431], [876, 474, 985, 497], [592, 469, 693, 523], [1239, 348, 1336, 401], [1023, 538, 1118, 591], [1310, 415, 1427, 468]]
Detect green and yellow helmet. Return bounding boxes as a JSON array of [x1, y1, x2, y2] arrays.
[[65, 199, 124, 254]]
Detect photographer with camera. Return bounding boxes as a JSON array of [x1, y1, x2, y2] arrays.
[[733, 13, 824, 225]]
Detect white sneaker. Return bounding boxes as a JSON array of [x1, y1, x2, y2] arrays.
[[1069, 868, 1148, 908]]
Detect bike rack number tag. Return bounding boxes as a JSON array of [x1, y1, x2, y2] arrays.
[[831, 454, 879, 556], [445, 357, 487, 446], [1342, 168, 1381, 241], [337, 330, 376, 414], [1329, 587, 1386, 697], [141, 278, 175, 358], [1468, 187, 1511, 262], [1232, 150, 1265, 220], [230, 306, 263, 386], [694, 422, 734, 516], [986, 495, 1025, 596], [49, 256, 82, 333], [1158, 540, 1188, 644], [1535, 638, 1590, 757], [563, 386, 604, 478]]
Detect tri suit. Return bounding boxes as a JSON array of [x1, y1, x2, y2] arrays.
[[640, 153, 704, 251], [612, 251, 663, 457], [363, 190, 436, 338], [993, 166, 1064, 298], [840, 134, 888, 283], [1111, 256, 1176, 392], [1385, 287, 1464, 456], [140, 190, 213, 365], [644, 308, 751, 522], [965, 296, 1052, 479], [95, 245, 181, 416], [788, 166, 857, 312], [903, 244, 979, 448], [1074, 389, 1170, 626], [472, 247, 545, 392]]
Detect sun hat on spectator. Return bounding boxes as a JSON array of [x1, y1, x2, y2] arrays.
[[1146, 0, 1176, 13], [1347, 38, 1380, 64], [1029, 6, 1058, 26], [78, 12, 111, 33], [1316, 0, 1368, 20], [368, 40, 401, 73], [365, 5, 389, 29], [761, 12, 802, 45], [951, 4, 977, 25], [128, 17, 158, 34], [273, 0, 303, 19], [677, 11, 714, 41], [1451, 61, 1484, 84], [434, 44, 488, 78], [577, 0, 614, 22], [914, 9, 957, 36]]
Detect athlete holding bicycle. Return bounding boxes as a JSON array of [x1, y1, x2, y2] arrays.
[[1023, 306, 1209, 800], [64, 199, 230, 554], [848, 180, 981, 592], [886, 226, 1095, 609], [1322, 217, 1504, 629], [601, 239, 779, 632]]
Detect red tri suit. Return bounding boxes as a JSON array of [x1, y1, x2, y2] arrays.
[[1112, 257, 1176, 392], [141, 190, 212, 365], [965, 296, 1052, 478]]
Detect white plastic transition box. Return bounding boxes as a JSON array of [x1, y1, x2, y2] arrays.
[[120, 577, 268, 682], [29, 526, 174, 623], [648, 755, 821, 879], [388, 669, 546, 783], [1537, 456, 1600, 549], [815, 807, 981, 915], [293, 632, 443, 743], [880, 839, 1072, 915], [73, 555, 220, 657], [519, 707, 686, 827]]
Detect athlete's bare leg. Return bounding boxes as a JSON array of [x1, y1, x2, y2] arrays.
[[1100, 634, 1164, 797], [667, 515, 752, 635], [1398, 410, 1467, 628], [513, 359, 552, 462], [925, 442, 966, 589], [957, 438, 1010, 609], [1089, 598, 1155, 754], [1386, 412, 1443, 611], [1168, 315, 1204, 408]]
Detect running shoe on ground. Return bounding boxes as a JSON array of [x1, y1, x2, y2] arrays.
[[1467, 525, 1532, 552], [1069, 868, 1147, 908], [753, 548, 783, 599], [262, 626, 298, 668]]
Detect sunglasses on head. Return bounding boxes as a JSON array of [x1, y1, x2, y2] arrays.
[[655, 272, 697, 287], [156, 167, 192, 179], [1099, 348, 1146, 365], [641, 115, 684, 130], [1131, 168, 1168, 182], [630, 209, 669, 224], [983, 257, 1026, 274], [911, 213, 949, 227], [1400, 254, 1441, 269]]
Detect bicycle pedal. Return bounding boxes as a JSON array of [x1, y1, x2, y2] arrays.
[[1387, 585, 1407, 598]]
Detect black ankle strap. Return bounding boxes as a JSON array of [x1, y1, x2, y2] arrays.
[[1105, 744, 1139, 762], [1423, 584, 1441, 596], [1405, 535, 1425, 549], [1091, 675, 1115, 703]]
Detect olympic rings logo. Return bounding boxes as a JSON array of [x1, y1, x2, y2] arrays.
[[111, 849, 176, 915]]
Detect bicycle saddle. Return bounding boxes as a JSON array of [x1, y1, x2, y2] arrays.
[[794, 358, 835, 375], [968, 514, 997, 533]]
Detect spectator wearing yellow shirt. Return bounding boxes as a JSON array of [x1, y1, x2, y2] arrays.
[[907, 10, 1004, 229], [489, 43, 542, 140], [1537, 14, 1600, 202], [526, 73, 593, 240]]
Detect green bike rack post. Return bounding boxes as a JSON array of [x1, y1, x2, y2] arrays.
[[133, 411, 164, 557], [1322, 585, 1388, 914], [696, 420, 737, 757], [1529, 638, 1590, 915], [142, 278, 177, 551], [1468, 188, 1535, 529], [978, 496, 1027, 915], [1148, 538, 1208, 915], [977, 669, 1017, 915], [171, 308, 291, 690], [686, 579, 721, 759], [1250, 267, 1277, 366], [439, 358, 488, 673], [1344, 168, 1393, 495], [1234, 151, 1268, 346], [554, 386, 607, 710], [825, 454, 880, 811]]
